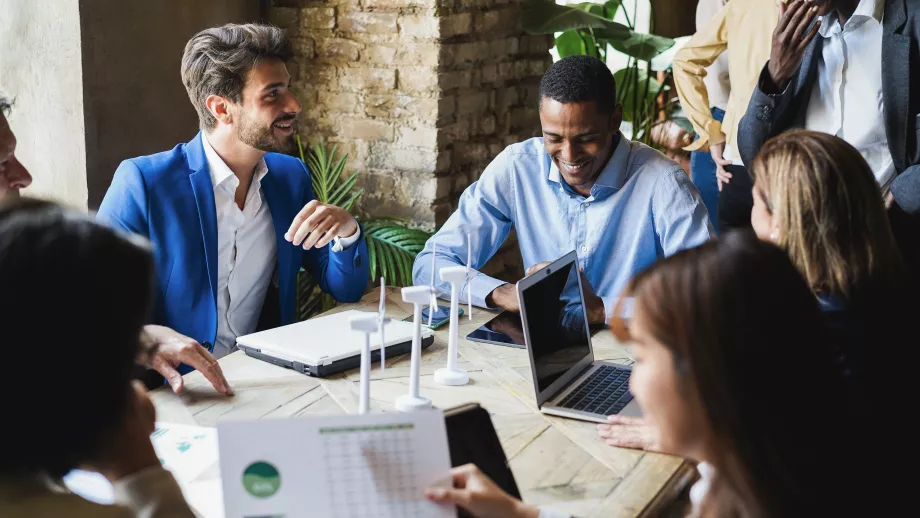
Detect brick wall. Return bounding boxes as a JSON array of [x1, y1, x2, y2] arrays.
[[270, 0, 552, 281]]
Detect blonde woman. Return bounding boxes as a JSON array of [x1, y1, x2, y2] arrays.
[[599, 130, 914, 451]]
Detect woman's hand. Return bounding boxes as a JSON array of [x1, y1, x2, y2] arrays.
[[426, 464, 541, 518], [597, 415, 665, 452]]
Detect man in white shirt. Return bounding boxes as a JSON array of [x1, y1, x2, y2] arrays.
[[738, 0, 920, 271], [99, 24, 369, 394]]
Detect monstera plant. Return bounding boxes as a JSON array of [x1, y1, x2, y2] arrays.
[[295, 135, 433, 320], [522, 0, 688, 146]]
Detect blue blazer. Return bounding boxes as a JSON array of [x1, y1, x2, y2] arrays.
[[97, 132, 369, 349]]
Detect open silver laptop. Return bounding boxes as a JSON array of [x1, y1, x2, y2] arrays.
[[517, 251, 642, 424]]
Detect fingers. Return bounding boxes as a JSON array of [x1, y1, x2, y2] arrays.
[[425, 487, 472, 509], [790, 3, 818, 43], [607, 414, 646, 425], [314, 222, 342, 249], [290, 206, 329, 246], [300, 216, 334, 250], [180, 344, 233, 395], [776, 0, 806, 34], [450, 463, 479, 488], [151, 353, 184, 393], [798, 16, 822, 51], [285, 200, 319, 243]]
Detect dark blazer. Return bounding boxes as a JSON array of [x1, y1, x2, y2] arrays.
[[97, 132, 369, 351], [738, 0, 920, 214]]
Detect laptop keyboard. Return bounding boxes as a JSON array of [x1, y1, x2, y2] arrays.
[[557, 365, 633, 415]]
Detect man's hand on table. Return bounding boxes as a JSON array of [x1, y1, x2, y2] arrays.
[[485, 284, 520, 313], [141, 325, 233, 395], [522, 262, 607, 325]]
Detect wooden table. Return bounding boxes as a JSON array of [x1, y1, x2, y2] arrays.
[[152, 289, 695, 518]]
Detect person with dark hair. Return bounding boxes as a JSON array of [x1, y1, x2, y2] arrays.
[[733, 0, 920, 273], [0, 88, 34, 198], [0, 198, 194, 517], [98, 24, 369, 394], [425, 233, 866, 517], [414, 55, 712, 325]]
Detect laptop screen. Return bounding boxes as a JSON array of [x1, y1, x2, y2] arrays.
[[519, 256, 593, 394]]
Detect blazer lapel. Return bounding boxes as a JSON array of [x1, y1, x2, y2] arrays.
[[791, 36, 823, 127], [260, 167, 294, 306], [186, 132, 219, 306], [883, 0, 910, 171]]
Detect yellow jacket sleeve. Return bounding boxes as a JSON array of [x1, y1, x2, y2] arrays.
[[673, 2, 731, 152]]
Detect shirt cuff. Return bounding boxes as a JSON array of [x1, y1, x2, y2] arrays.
[[467, 273, 508, 309], [112, 465, 195, 517], [331, 225, 361, 253], [683, 121, 725, 152]]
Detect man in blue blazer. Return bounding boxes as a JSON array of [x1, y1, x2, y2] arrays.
[[98, 24, 369, 394]]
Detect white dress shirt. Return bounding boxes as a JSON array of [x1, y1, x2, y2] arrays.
[[806, 0, 894, 193], [202, 135, 362, 358], [696, 0, 731, 112], [202, 135, 277, 359]]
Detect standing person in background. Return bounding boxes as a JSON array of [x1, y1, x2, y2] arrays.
[[681, 0, 731, 231], [673, 0, 780, 231], [737, 0, 920, 271]]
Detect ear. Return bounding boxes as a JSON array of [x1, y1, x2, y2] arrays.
[[205, 94, 233, 126], [609, 103, 623, 132]]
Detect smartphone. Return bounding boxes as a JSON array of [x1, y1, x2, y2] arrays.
[[403, 305, 463, 330]]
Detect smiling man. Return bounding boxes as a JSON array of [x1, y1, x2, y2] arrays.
[[98, 24, 368, 394], [414, 56, 713, 325]]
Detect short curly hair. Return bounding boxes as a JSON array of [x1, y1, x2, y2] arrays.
[[539, 55, 617, 115]]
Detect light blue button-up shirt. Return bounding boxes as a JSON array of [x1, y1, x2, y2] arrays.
[[412, 133, 714, 320]]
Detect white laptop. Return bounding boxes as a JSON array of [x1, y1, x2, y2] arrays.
[[236, 309, 434, 377], [517, 251, 642, 423]]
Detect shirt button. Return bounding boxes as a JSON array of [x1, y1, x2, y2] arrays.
[[583, 202, 590, 208], [581, 246, 587, 253]]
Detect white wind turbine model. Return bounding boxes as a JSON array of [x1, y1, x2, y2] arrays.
[[434, 264, 470, 386], [467, 233, 474, 321], [427, 241, 439, 326], [394, 285, 435, 412], [348, 279, 391, 414]]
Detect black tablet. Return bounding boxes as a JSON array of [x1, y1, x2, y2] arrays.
[[465, 311, 527, 349], [444, 403, 520, 518]]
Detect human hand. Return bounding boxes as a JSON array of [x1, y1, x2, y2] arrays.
[[141, 325, 232, 395], [285, 200, 359, 250], [425, 464, 540, 518], [884, 191, 895, 210], [485, 284, 520, 313], [767, 0, 821, 92], [710, 142, 733, 191], [596, 415, 664, 452], [84, 382, 160, 482], [525, 261, 552, 277]]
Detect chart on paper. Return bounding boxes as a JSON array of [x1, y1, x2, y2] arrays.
[[323, 423, 429, 517], [218, 410, 455, 518]]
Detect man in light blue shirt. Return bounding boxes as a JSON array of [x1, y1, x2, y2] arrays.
[[413, 55, 713, 324]]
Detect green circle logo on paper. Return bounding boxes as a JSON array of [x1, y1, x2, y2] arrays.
[[242, 461, 281, 498]]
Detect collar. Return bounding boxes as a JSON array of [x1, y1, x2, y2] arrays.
[[201, 132, 269, 190], [817, 292, 848, 312], [547, 131, 630, 193], [819, 0, 884, 37]]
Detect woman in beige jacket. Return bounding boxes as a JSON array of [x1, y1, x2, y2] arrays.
[[0, 198, 195, 518]]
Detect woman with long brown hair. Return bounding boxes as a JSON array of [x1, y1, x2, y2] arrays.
[[425, 234, 864, 517]]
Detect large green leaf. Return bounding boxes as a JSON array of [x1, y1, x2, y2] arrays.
[[601, 30, 675, 61], [555, 30, 592, 58], [364, 217, 432, 287], [522, 0, 630, 38], [569, 1, 621, 19]]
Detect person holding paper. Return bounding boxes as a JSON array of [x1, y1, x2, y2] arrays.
[[413, 55, 713, 326], [98, 24, 369, 393], [426, 233, 871, 517], [0, 198, 194, 518]]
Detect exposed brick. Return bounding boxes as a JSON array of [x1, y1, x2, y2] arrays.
[[339, 12, 397, 34], [396, 126, 439, 149], [438, 70, 472, 91], [317, 92, 360, 113], [441, 41, 489, 67], [480, 64, 499, 84], [364, 94, 439, 120], [339, 118, 394, 141], [394, 42, 439, 66], [338, 67, 396, 91], [362, 45, 397, 65], [301, 7, 335, 30], [293, 37, 315, 59], [398, 14, 440, 39], [442, 119, 470, 141], [317, 38, 362, 61], [364, 0, 436, 7], [475, 9, 520, 33], [441, 13, 473, 38], [397, 67, 439, 93], [456, 91, 489, 116]]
